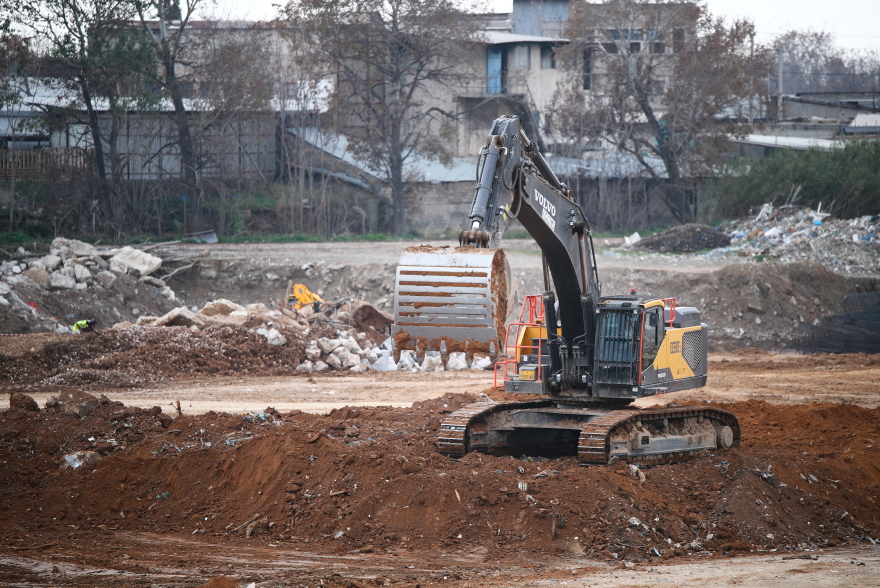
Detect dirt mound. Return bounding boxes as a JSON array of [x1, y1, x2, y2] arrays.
[[0, 326, 308, 390], [636, 224, 731, 253], [1, 390, 877, 564]]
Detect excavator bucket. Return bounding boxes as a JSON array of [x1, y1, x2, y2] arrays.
[[392, 246, 511, 361]]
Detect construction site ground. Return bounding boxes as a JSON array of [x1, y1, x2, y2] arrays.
[[2, 238, 880, 587]]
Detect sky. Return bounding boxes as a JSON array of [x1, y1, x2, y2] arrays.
[[212, 0, 880, 52]]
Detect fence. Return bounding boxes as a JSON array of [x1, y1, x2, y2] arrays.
[[0, 148, 89, 181]]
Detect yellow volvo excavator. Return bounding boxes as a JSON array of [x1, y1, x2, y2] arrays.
[[391, 115, 739, 465]]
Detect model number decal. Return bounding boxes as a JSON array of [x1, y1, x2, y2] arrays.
[[535, 189, 557, 230], [670, 341, 681, 353]]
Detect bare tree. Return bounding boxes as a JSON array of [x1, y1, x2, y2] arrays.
[[284, 0, 479, 235], [132, 0, 207, 230], [775, 30, 880, 94], [11, 0, 155, 225], [554, 0, 770, 223]]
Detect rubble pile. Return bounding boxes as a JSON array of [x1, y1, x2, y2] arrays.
[[0, 238, 179, 334], [720, 205, 880, 275]]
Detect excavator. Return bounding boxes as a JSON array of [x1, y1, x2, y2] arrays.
[[391, 115, 739, 465]]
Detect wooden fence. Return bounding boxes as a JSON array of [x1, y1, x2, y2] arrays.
[[0, 148, 89, 181]]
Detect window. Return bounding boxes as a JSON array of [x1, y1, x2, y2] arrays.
[[541, 44, 556, 69], [582, 49, 592, 90], [652, 42, 665, 54], [510, 44, 530, 70], [602, 42, 618, 54], [641, 308, 662, 367], [673, 29, 685, 53], [629, 42, 641, 53]]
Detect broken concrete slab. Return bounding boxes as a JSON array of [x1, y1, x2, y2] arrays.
[[49, 271, 76, 290], [199, 299, 245, 316], [109, 246, 162, 276]]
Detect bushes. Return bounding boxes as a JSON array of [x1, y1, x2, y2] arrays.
[[704, 139, 880, 220]]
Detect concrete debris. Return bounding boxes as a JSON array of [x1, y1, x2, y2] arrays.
[[49, 272, 76, 290], [199, 299, 245, 316], [109, 246, 162, 277], [256, 327, 287, 346], [446, 352, 469, 371]]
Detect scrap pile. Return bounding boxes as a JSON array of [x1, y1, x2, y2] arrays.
[[795, 291, 880, 354], [721, 205, 880, 275]]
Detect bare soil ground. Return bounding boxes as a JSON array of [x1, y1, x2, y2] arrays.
[[2, 338, 880, 587]]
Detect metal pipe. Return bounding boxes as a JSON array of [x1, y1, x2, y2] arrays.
[[577, 232, 590, 295], [542, 253, 551, 292]]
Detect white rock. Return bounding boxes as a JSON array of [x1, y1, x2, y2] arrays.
[[420, 354, 444, 372], [199, 299, 245, 316], [296, 360, 313, 373], [325, 353, 342, 369], [49, 272, 76, 290], [40, 255, 62, 271], [317, 337, 338, 355], [0, 296, 8, 307], [11, 264, 21, 274], [397, 350, 418, 371], [305, 347, 322, 361], [73, 264, 92, 283], [343, 353, 361, 369], [94, 271, 117, 289], [160, 286, 176, 300], [364, 349, 379, 364], [446, 352, 469, 371], [74, 282, 87, 290], [350, 360, 369, 372], [51, 237, 97, 259], [257, 327, 287, 346], [245, 303, 271, 314], [371, 354, 398, 372], [313, 361, 329, 372], [628, 517, 642, 528], [109, 246, 162, 276], [471, 356, 493, 371], [332, 346, 350, 362], [343, 337, 362, 354], [0, 281, 9, 295]]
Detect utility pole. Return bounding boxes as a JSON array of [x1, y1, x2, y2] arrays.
[[777, 47, 784, 122]]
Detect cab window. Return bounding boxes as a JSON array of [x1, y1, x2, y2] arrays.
[[642, 308, 662, 366]]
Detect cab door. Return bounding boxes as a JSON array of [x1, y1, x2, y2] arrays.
[[640, 306, 666, 382]]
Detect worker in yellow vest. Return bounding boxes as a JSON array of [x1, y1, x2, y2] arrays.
[[72, 319, 96, 333]]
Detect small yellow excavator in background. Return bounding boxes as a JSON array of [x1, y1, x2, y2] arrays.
[[285, 281, 324, 312], [391, 115, 740, 465]]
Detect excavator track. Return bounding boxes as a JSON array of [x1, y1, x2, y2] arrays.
[[438, 401, 739, 465], [437, 399, 554, 456], [577, 405, 740, 465]]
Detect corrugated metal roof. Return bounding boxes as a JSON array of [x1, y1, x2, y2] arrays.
[[731, 134, 845, 151], [849, 113, 880, 127]]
